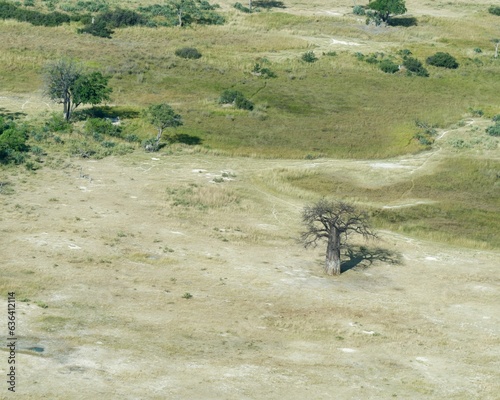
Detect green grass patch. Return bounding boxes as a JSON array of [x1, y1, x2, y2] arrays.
[[282, 157, 500, 248]]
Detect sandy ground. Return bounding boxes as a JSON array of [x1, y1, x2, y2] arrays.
[[0, 147, 499, 399]]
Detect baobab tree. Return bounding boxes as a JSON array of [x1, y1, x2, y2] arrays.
[[300, 199, 377, 275]]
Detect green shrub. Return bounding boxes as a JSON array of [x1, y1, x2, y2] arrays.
[[379, 59, 400, 74], [0, 118, 29, 164], [398, 49, 412, 57], [78, 19, 114, 38], [403, 57, 429, 77], [100, 8, 146, 28], [426, 52, 459, 69], [175, 47, 202, 59], [468, 108, 484, 117], [85, 118, 121, 137], [353, 5, 365, 15], [0, 2, 71, 27], [45, 113, 72, 132], [488, 6, 500, 16], [234, 2, 252, 13], [474, 48, 482, 53], [486, 123, 500, 137], [252, 63, 276, 78], [492, 114, 500, 122], [218, 89, 253, 110], [301, 51, 317, 63], [234, 95, 254, 111], [219, 89, 242, 104]]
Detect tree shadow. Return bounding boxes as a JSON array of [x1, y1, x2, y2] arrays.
[[388, 17, 418, 27], [341, 245, 402, 273], [254, 1, 286, 9], [72, 106, 140, 121], [0, 108, 27, 120], [169, 133, 202, 145]]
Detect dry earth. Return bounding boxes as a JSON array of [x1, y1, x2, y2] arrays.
[[0, 142, 499, 399]]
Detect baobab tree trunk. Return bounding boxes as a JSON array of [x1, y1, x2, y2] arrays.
[[325, 229, 341, 275], [495, 42, 499, 58], [248, 0, 252, 10]]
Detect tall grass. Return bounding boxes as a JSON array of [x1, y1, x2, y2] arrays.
[[0, 2, 499, 158], [276, 157, 500, 248]]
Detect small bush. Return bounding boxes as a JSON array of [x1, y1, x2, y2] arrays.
[[492, 114, 500, 122], [219, 90, 254, 109], [353, 5, 365, 15], [488, 6, 500, 16], [398, 49, 412, 57], [78, 19, 114, 38], [324, 51, 337, 57], [45, 113, 72, 132], [175, 47, 202, 59], [219, 89, 242, 104], [468, 108, 484, 117], [426, 52, 459, 69], [301, 51, 317, 63], [474, 48, 482, 53], [234, 2, 252, 13], [486, 123, 500, 137], [379, 59, 400, 74], [403, 57, 429, 77], [100, 8, 146, 28], [235, 95, 254, 111], [252, 63, 276, 78], [84, 118, 121, 137]]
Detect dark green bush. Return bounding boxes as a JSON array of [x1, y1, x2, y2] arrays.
[[486, 123, 500, 137], [252, 63, 276, 78], [234, 95, 254, 111], [218, 90, 253, 110], [100, 8, 146, 28], [353, 5, 365, 15], [0, 2, 71, 26], [78, 19, 114, 38], [301, 51, 317, 63], [175, 47, 202, 59], [234, 2, 252, 13], [0, 118, 29, 164], [488, 6, 500, 16], [379, 59, 400, 74], [492, 114, 500, 122], [219, 89, 242, 104], [403, 57, 429, 77], [85, 118, 121, 137], [426, 52, 459, 69]]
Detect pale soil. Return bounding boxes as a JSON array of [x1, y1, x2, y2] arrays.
[[0, 139, 499, 399]]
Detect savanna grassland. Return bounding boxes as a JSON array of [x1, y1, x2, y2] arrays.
[[0, 0, 499, 399]]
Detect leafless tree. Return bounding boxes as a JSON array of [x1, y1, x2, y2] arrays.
[[300, 199, 377, 275]]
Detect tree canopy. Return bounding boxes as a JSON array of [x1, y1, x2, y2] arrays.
[[143, 103, 183, 151], [44, 59, 112, 121], [300, 199, 376, 275], [368, 0, 407, 23]]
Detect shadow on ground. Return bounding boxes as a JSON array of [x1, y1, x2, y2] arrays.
[[388, 17, 418, 27], [73, 106, 140, 121], [0, 108, 27, 120], [341, 245, 402, 273], [254, 1, 286, 9]]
